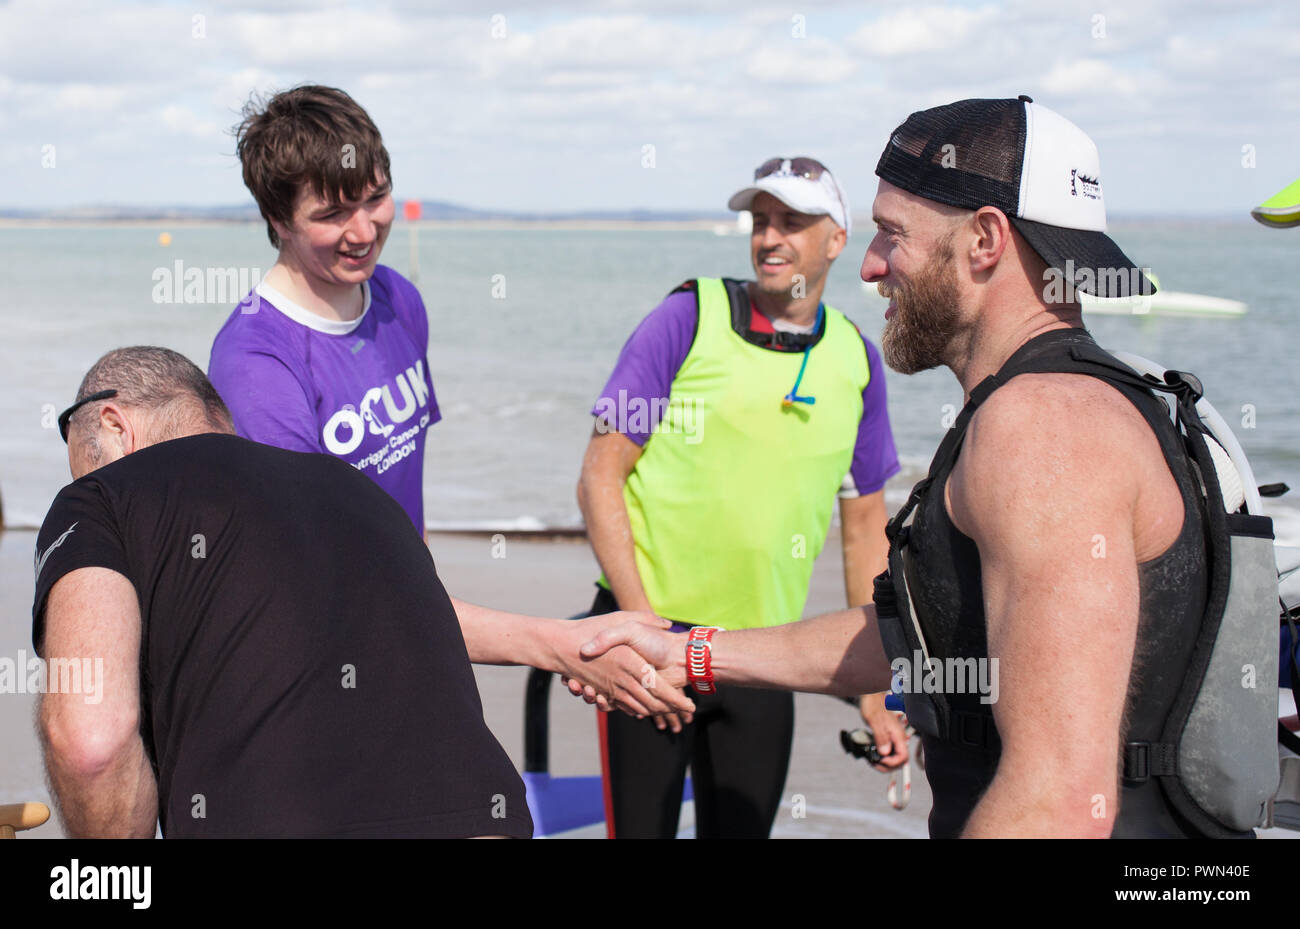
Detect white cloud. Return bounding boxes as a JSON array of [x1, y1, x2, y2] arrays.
[[159, 105, 223, 140], [541, 70, 649, 88], [848, 5, 999, 58], [51, 84, 130, 113], [207, 68, 283, 111], [744, 38, 859, 84], [0, 0, 1297, 216], [1041, 58, 1140, 97], [229, 9, 477, 71], [489, 14, 731, 79], [0, 0, 195, 84]]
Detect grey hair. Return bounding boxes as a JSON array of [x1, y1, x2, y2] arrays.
[[69, 346, 234, 443]]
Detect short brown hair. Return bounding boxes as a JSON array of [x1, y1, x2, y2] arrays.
[[234, 85, 392, 248], [71, 346, 234, 442]]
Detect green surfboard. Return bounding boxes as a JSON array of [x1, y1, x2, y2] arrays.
[[1252, 176, 1300, 228]]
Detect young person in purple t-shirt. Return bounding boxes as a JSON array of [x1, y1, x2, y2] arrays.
[[202, 86, 694, 750], [210, 85, 435, 534]]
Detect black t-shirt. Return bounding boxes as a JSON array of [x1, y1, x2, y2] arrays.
[[33, 433, 532, 838]]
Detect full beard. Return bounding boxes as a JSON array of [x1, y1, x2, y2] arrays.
[[880, 241, 962, 375]]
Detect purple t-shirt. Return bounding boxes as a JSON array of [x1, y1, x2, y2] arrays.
[[593, 289, 899, 496], [208, 265, 439, 531]]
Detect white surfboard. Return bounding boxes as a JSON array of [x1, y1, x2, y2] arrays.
[[1082, 290, 1247, 317]]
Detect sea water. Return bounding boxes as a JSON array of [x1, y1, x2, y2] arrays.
[[1, 220, 1297, 542]]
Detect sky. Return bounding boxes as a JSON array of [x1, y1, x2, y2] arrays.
[[1, 0, 1297, 218]]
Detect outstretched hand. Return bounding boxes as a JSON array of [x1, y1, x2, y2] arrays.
[[561, 616, 690, 724], [580, 616, 683, 676], [554, 611, 694, 721]]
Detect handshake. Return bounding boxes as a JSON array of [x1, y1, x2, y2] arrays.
[[550, 611, 699, 733]]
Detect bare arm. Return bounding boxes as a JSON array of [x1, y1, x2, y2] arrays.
[[709, 606, 895, 695], [952, 377, 1142, 838], [840, 490, 890, 607], [37, 567, 157, 838], [449, 596, 694, 717], [576, 428, 652, 613], [582, 604, 895, 698], [451, 596, 571, 667], [840, 491, 910, 766]]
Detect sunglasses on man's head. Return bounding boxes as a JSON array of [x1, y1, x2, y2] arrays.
[[754, 156, 831, 182], [753, 157, 848, 226], [58, 390, 117, 443]]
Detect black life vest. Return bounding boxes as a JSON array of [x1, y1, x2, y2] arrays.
[[872, 327, 1271, 838]]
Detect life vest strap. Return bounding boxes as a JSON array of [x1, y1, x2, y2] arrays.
[[1123, 741, 1178, 781]]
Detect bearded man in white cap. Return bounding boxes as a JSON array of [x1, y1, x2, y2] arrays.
[[576, 157, 900, 838]]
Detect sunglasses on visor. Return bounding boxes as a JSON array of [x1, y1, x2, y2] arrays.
[[754, 156, 832, 182], [753, 157, 848, 225]]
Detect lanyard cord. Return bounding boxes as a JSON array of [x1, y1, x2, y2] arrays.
[[782, 302, 824, 407]]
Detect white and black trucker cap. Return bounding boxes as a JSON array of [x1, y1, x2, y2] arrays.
[[874, 95, 1154, 297]]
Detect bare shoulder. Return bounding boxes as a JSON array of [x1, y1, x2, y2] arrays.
[[972, 371, 1152, 443], [949, 373, 1152, 537], [971, 372, 1159, 462]]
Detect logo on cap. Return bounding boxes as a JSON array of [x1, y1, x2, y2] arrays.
[[1070, 169, 1101, 201]]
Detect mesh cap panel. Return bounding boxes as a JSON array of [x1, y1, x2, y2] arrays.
[[875, 98, 1026, 213]]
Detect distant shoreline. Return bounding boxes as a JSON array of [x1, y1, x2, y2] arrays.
[[0, 215, 1255, 231], [0, 217, 739, 232]]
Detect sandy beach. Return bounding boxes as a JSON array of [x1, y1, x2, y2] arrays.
[[7, 523, 1298, 839], [6, 524, 1298, 839], [0, 526, 933, 839]]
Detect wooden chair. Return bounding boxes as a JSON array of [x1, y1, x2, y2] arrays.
[[0, 802, 50, 838]]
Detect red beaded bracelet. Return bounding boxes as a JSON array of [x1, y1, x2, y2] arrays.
[[685, 626, 721, 695]]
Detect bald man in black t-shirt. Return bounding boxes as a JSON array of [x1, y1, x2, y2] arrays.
[[35, 347, 690, 838]]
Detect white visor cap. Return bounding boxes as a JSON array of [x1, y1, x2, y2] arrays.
[[728, 161, 850, 236]]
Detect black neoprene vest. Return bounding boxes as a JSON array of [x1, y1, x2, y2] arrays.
[[887, 328, 1224, 838]]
